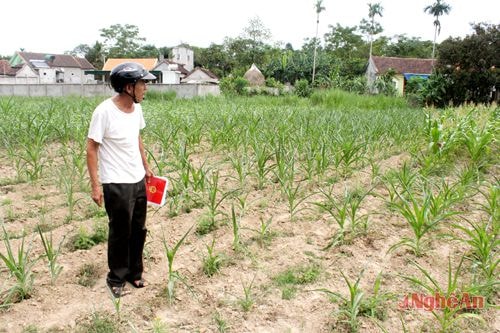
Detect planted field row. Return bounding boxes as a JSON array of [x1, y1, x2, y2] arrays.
[[0, 92, 498, 332]]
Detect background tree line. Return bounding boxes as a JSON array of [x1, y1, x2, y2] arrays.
[[67, 5, 497, 106]]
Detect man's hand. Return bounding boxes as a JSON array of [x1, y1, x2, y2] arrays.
[[145, 166, 154, 183], [91, 185, 103, 207]]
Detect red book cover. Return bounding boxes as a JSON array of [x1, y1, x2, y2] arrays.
[[146, 176, 169, 207]]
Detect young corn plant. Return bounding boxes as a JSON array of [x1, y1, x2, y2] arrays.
[[478, 184, 499, 224], [314, 270, 366, 332], [147, 148, 170, 178], [56, 160, 83, 222], [278, 178, 311, 221], [238, 277, 256, 312], [401, 256, 486, 332], [228, 152, 252, 188], [450, 218, 499, 284], [313, 140, 331, 178], [314, 188, 348, 249], [368, 157, 382, 185], [17, 113, 51, 182], [388, 184, 457, 257], [272, 144, 295, 186], [161, 225, 193, 303], [213, 311, 230, 333], [197, 171, 235, 235], [202, 238, 224, 277], [460, 119, 495, 169], [425, 113, 450, 157], [380, 162, 419, 206], [0, 226, 37, 306], [234, 191, 255, 217], [358, 272, 395, 321], [106, 287, 122, 319], [189, 161, 209, 193], [426, 179, 463, 220], [245, 216, 275, 248], [251, 142, 274, 190], [314, 186, 370, 249], [300, 145, 317, 181], [230, 205, 242, 251], [60, 142, 87, 191], [37, 226, 64, 285], [337, 137, 367, 178]]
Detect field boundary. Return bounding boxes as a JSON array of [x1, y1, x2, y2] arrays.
[[0, 83, 220, 98]]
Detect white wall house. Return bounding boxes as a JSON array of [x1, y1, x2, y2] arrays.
[[172, 46, 194, 72], [4, 63, 39, 84], [182, 67, 219, 84], [1, 52, 95, 84], [153, 60, 189, 84]]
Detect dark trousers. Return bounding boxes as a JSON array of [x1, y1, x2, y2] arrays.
[[102, 179, 147, 287]]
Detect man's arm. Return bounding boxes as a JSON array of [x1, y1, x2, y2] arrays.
[[139, 135, 153, 181], [86, 138, 103, 207]]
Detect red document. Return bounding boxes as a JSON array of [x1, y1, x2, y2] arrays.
[[146, 176, 169, 207]]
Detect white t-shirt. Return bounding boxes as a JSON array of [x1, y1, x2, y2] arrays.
[[88, 98, 146, 184]]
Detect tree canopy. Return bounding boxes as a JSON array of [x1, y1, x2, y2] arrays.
[[433, 23, 499, 105], [59, 15, 498, 106]]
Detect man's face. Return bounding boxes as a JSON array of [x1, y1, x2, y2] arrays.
[[125, 80, 148, 102]]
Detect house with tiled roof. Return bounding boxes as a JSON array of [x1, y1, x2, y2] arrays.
[[182, 67, 219, 84], [367, 56, 434, 95], [102, 58, 158, 72], [0, 60, 19, 79], [101, 52, 216, 85], [86, 46, 216, 85], [100, 58, 187, 84], [4, 51, 95, 84], [153, 59, 189, 84]]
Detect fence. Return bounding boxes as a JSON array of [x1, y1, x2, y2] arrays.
[[0, 83, 220, 98]]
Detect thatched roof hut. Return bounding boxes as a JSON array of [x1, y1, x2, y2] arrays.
[[244, 64, 265, 86]]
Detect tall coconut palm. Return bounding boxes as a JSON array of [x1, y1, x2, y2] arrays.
[[424, 0, 452, 60], [312, 0, 326, 84], [367, 2, 383, 60]]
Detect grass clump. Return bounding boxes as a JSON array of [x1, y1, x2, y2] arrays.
[[69, 222, 108, 251], [77, 263, 101, 287], [273, 264, 321, 300], [75, 311, 119, 333]]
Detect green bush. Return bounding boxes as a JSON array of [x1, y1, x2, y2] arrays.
[[233, 77, 248, 95], [265, 77, 283, 89], [404, 76, 428, 107], [219, 76, 249, 95], [294, 79, 312, 98]]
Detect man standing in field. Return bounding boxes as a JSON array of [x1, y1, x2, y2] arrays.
[[86, 62, 155, 297]]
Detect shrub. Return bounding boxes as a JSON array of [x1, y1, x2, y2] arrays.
[[294, 79, 312, 98], [220, 76, 249, 95], [265, 77, 283, 89]]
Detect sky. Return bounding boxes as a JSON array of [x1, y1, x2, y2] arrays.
[[1, 0, 498, 56]]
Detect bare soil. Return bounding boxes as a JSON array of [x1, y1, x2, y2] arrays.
[[0, 151, 498, 333]]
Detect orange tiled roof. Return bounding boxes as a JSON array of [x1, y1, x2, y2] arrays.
[[102, 58, 158, 71]]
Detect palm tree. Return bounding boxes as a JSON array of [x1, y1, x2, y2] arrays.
[[424, 0, 452, 60], [312, 0, 326, 85], [367, 2, 383, 60]]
